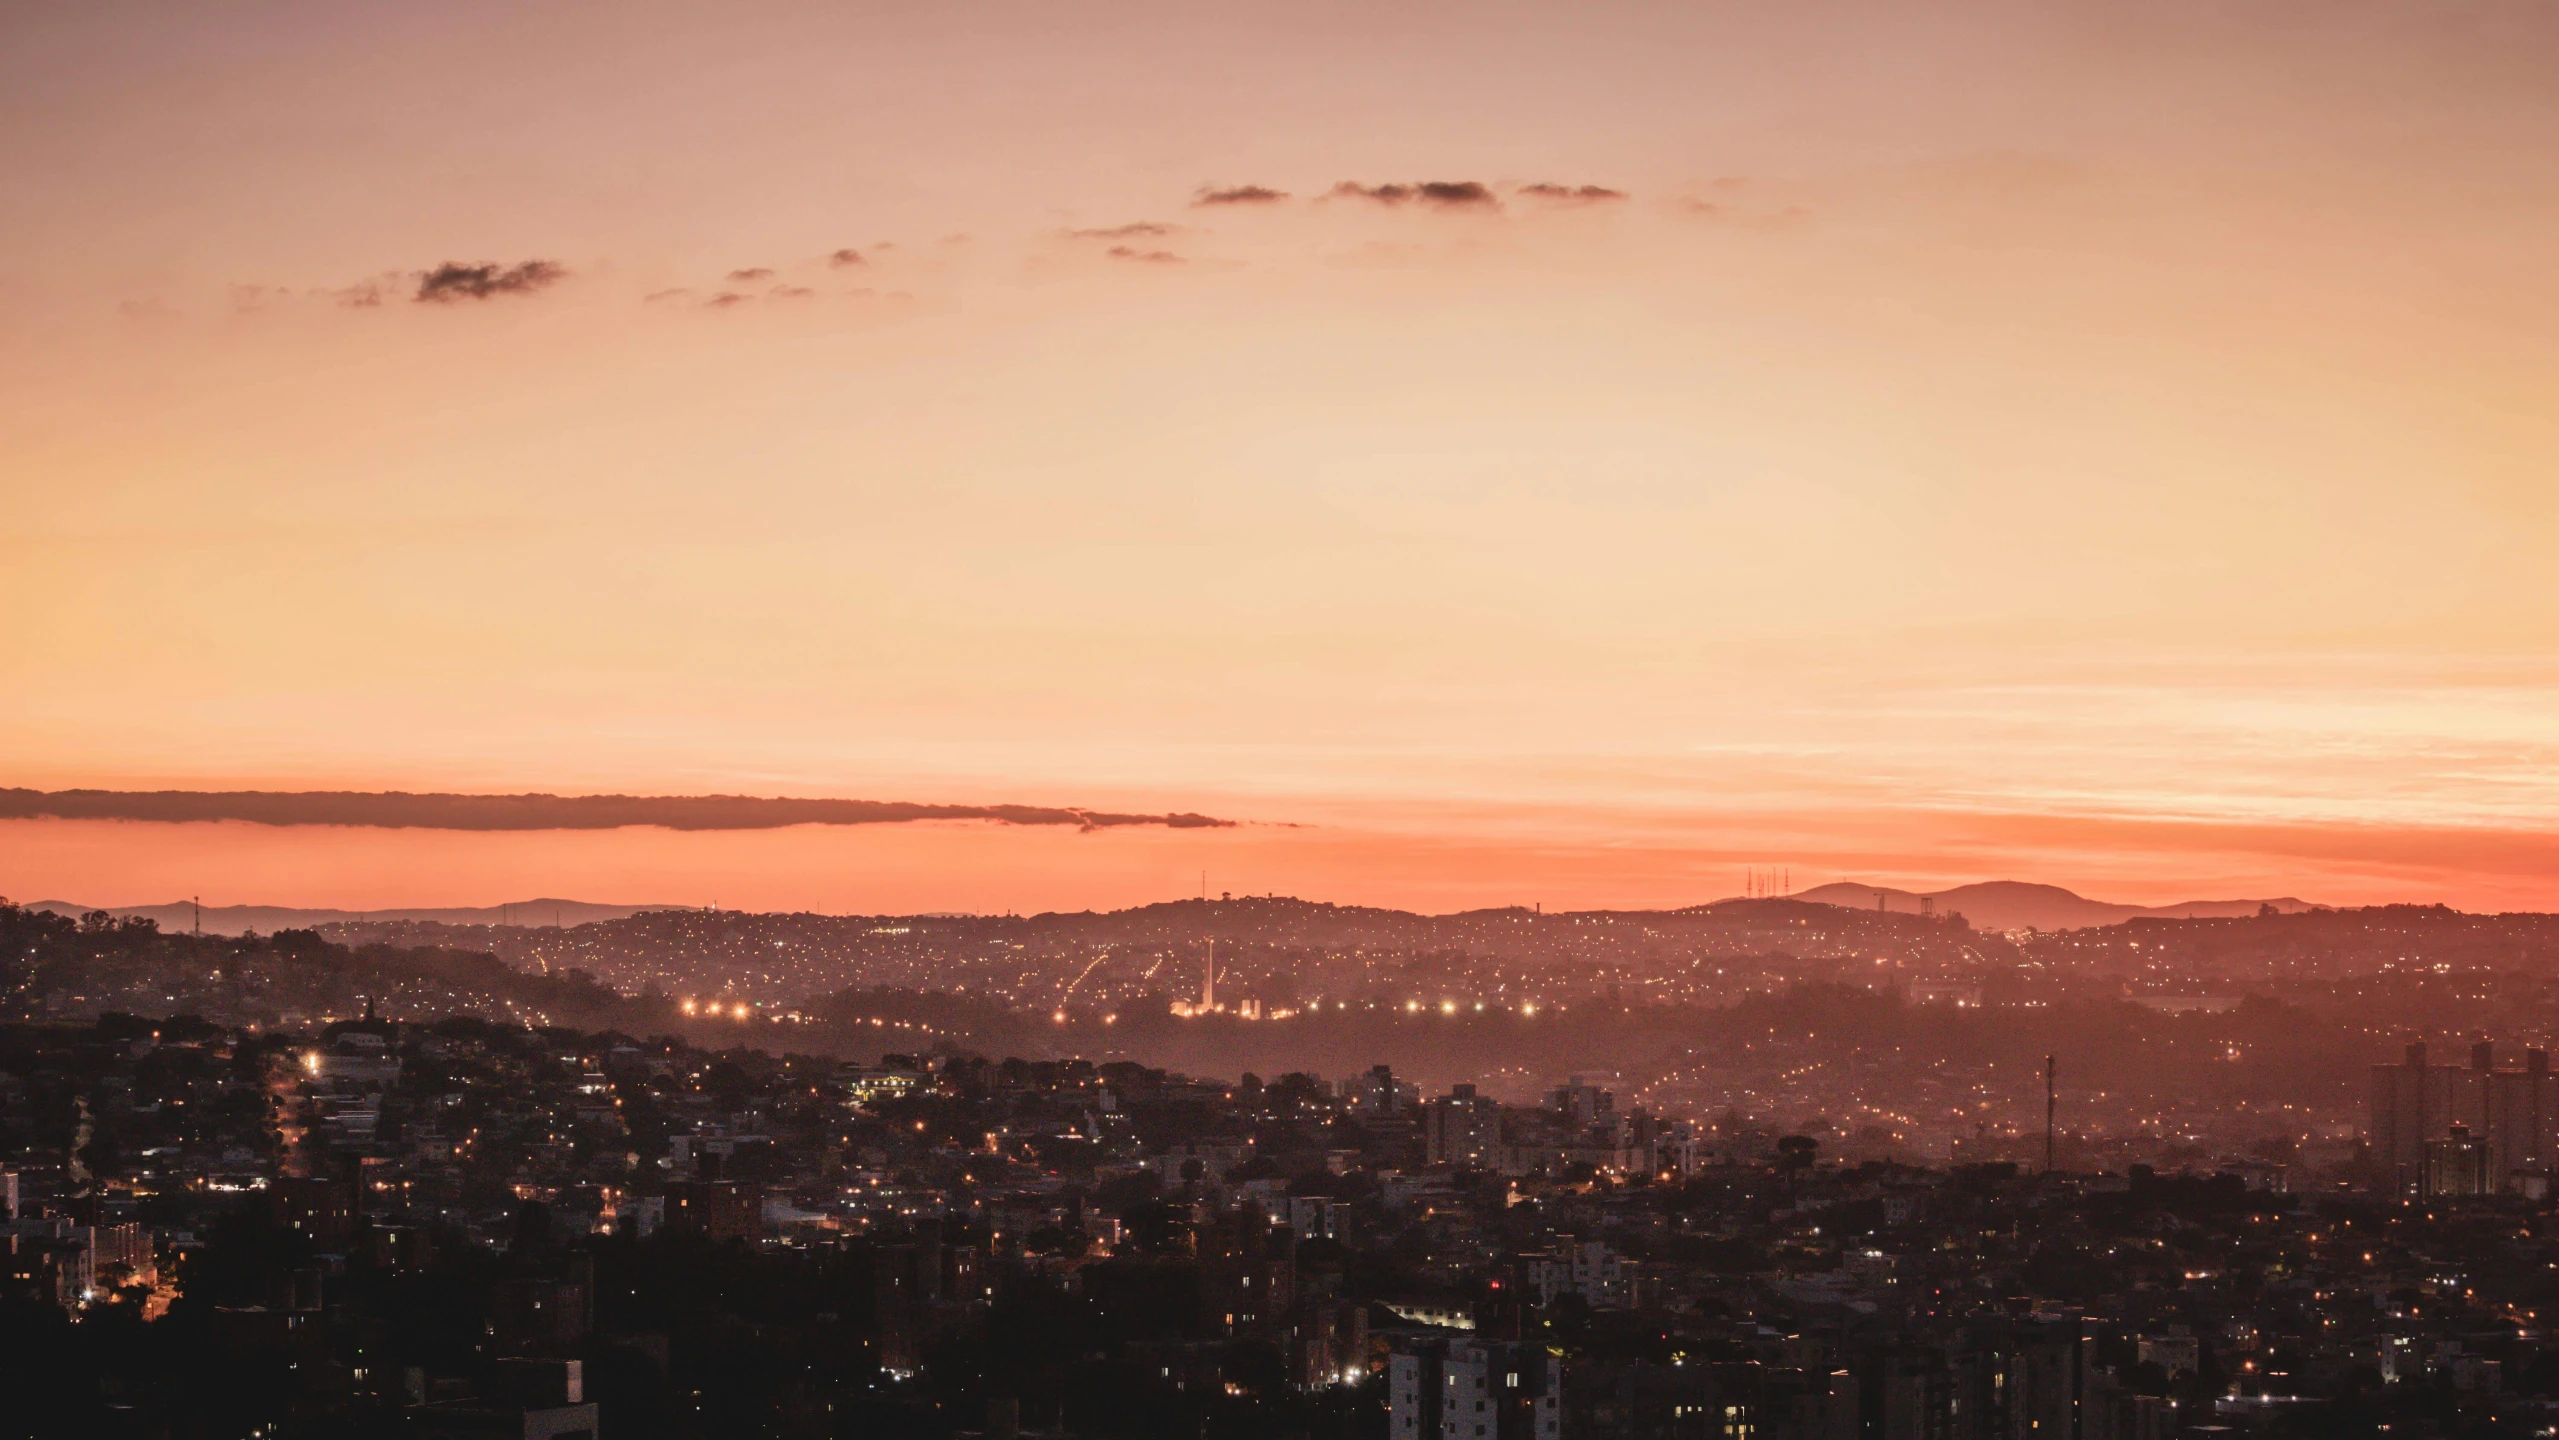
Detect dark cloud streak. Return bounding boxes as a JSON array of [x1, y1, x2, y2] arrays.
[[0, 789, 1233, 833], [1192, 185, 1288, 206], [1328, 181, 1499, 209], [414, 260, 567, 303], [1519, 183, 1627, 203]]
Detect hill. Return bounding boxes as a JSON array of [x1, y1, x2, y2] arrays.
[[1791, 880, 2316, 931]]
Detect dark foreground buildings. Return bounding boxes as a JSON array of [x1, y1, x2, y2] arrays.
[[7, 1015, 2559, 1439]]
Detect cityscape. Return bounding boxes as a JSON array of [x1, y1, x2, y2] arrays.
[[8, 891, 2559, 1436]]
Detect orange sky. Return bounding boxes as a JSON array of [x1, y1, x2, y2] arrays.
[[6, 1, 2559, 914]]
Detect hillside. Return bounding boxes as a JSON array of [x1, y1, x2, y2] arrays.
[[1792, 880, 2316, 931]]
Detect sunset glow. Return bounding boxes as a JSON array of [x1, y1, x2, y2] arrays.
[[8, 2, 2559, 912]]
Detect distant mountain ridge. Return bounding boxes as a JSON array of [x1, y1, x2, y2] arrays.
[[27, 881, 2319, 938], [1789, 880, 2316, 932], [23, 897, 667, 937]]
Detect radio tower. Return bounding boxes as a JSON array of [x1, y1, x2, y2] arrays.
[[2044, 1055, 2057, 1173]]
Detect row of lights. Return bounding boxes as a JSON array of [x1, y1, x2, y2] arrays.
[[1153, 998, 1550, 1018]]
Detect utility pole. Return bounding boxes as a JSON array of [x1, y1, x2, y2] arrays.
[[192, 896, 201, 938], [2045, 1054, 2057, 1173]]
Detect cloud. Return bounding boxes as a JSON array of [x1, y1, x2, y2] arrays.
[[1417, 181, 1498, 208], [1677, 196, 1812, 229], [770, 285, 814, 299], [829, 248, 866, 267], [1328, 181, 1500, 210], [705, 292, 751, 308], [1106, 245, 1183, 264], [414, 260, 566, 303], [1066, 222, 1177, 240], [1518, 183, 1627, 204], [643, 287, 693, 304], [1192, 184, 1288, 206], [726, 266, 775, 282], [1330, 182, 1411, 204], [0, 788, 1233, 832]]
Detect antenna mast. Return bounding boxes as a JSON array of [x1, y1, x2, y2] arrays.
[[2044, 1054, 2057, 1173]]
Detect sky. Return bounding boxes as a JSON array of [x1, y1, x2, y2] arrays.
[[6, 1, 2559, 914]]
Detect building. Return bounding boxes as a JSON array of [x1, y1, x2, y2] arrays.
[[83, 1221, 153, 1289], [1345, 1065, 1420, 1115], [1546, 1079, 1614, 1127], [1286, 1195, 1339, 1241], [1, 1223, 89, 1308], [2482, 1047, 2558, 1179], [2374, 1041, 2559, 1194], [2422, 1124, 2495, 1198], [662, 1181, 764, 1243], [1426, 1084, 1503, 1169], [278, 1173, 358, 1249], [1526, 1239, 1637, 1311], [1393, 1336, 1561, 1440], [412, 1358, 599, 1440], [2370, 1042, 2479, 1191], [1562, 1359, 1857, 1440]]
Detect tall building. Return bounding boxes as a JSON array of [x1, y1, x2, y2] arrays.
[[1344, 1065, 1419, 1114], [1545, 1078, 1614, 1127], [2373, 1040, 2559, 1193], [2422, 1124, 2495, 1198], [2369, 1042, 2476, 1192], [1426, 1084, 1503, 1168], [1392, 1336, 1561, 1440], [2483, 1048, 2558, 1179]]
